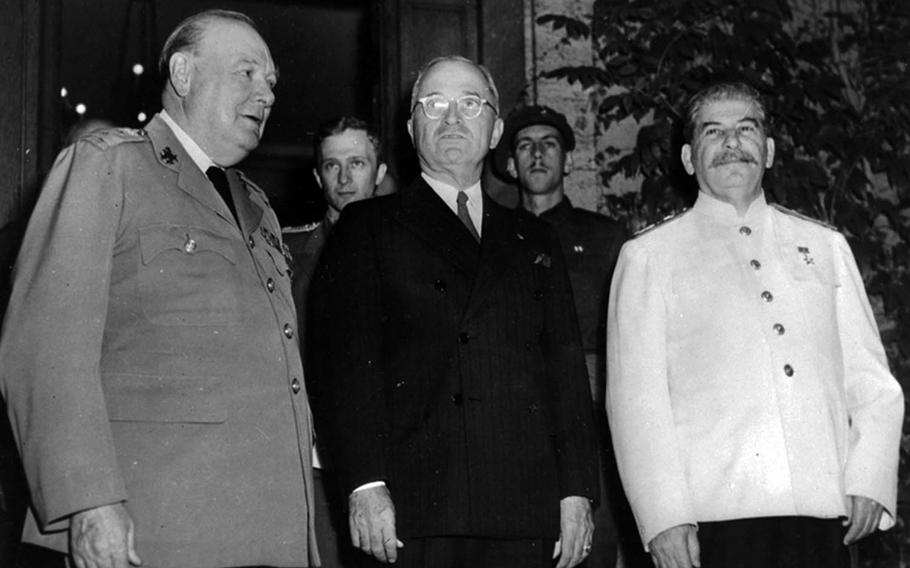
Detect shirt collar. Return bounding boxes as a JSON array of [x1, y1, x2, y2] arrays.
[[421, 172, 482, 204], [159, 111, 215, 174]]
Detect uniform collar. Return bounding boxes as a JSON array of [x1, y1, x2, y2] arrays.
[[693, 190, 769, 226], [159, 111, 215, 174], [536, 197, 574, 225]]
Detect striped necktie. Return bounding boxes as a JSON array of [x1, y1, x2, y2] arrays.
[[456, 191, 480, 242]]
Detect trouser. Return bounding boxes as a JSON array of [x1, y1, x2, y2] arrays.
[[697, 516, 850, 568], [356, 536, 557, 568]]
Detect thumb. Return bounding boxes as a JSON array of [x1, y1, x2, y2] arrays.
[[126, 522, 142, 566], [842, 495, 855, 526], [688, 527, 701, 568]]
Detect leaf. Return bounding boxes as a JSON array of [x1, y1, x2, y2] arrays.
[[536, 14, 591, 40]]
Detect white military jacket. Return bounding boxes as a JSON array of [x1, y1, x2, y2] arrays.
[[606, 191, 903, 548]]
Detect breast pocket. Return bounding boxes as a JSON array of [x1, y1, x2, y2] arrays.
[[138, 225, 241, 326]]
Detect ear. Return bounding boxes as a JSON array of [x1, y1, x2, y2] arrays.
[[681, 144, 695, 175], [169, 52, 192, 97], [506, 156, 517, 179], [764, 137, 775, 168], [374, 163, 388, 187], [406, 119, 415, 146], [488, 117, 504, 149], [564, 151, 574, 175], [312, 168, 323, 189]]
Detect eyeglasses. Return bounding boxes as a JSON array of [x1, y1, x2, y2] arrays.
[[413, 94, 498, 120]]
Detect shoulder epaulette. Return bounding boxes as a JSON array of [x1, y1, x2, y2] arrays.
[[770, 203, 838, 231], [632, 208, 690, 238], [282, 221, 321, 235], [81, 127, 147, 151]]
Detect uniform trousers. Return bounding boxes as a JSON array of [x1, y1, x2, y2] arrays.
[[697, 516, 850, 568], [356, 536, 556, 568]]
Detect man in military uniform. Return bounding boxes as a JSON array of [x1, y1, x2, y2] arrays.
[[607, 82, 904, 568], [0, 10, 319, 568], [283, 116, 387, 568], [283, 116, 388, 343], [496, 105, 630, 568]]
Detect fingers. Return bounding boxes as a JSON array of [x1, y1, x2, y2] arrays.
[[843, 496, 884, 545], [349, 486, 400, 563], [686, 526, 701, 568]]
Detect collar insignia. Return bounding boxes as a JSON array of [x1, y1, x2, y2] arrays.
[[160, 147, 178, 165]]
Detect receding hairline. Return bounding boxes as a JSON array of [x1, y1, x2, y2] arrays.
[[158, 10, 268, 84], [409, 55, 500, 114]]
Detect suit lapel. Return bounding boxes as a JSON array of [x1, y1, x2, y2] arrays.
[[394, 179, 480, 276], [463, 195, 521, 320]]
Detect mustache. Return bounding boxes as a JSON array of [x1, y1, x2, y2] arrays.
[[435, 125, 471, 137], [711, 149, 757, 166]]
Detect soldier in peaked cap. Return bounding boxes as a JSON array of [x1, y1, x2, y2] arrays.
[[0, 9, 319, 568], [496, 103, 633, 568], [606, 82, 903, 568]]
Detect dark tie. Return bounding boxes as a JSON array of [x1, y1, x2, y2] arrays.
[[456, 191, 480, 242], [206, 166, 238, 223]]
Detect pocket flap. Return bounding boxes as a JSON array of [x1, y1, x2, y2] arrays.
[[139, 225, 237, 266]]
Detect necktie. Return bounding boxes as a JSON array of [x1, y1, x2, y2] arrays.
[[206, 166, 238, 223], [456, 191, 480, 242]]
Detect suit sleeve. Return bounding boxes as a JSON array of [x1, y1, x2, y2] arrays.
[[0, 142, 127, 530], [606, 240, 694, 549], [309, 205, 390, 495], [833, 234, 904, 529], [541, 225, 599, 501]]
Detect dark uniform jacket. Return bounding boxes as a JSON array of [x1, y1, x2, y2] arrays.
[[309, 177, 598, 540], [0, 114, 318, 567], [531, 198, 626, 400]]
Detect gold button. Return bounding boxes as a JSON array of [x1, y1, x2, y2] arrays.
[[248, 236, 255, 248], [773, 323, 785, 335], [266, 278, 275, 292], [739, 226, 752, 236], [184, 236, 197, 253], [291, 378, 301, 394], [283, 324, 294, 339], [761, 291, 773, 302]]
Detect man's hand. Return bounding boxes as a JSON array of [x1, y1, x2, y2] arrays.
[[69, 503, 141, 568], [648, 524, 700, 568], [843, 495, 884, 545], [553, 496, 593, 568], [349, 485, 403, 563]]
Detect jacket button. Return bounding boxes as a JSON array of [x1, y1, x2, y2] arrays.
[[434, 279, 446, 293], [739, 226, 752, 236], [783, 364, 794, 377], [284, 323, 294, 339], [750, 259, 761, 270], [266, 278, 275, 292], [291, 378, 301, 394], [458, 332, 470, 344], [451, 393, 463, 405], [773, 323, 785, 335], [248, 236, 255, 248], [761, 291, 773, 302], [533, 289, 544, 300]]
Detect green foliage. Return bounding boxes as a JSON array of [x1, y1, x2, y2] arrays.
[[541, 0, 910, 564]]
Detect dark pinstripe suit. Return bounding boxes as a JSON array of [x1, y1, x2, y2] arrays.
[[310, 177, 598, 546]]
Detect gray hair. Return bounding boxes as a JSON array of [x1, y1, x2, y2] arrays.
[[158, 9, 259, 85], [409, 55, 500, 115]]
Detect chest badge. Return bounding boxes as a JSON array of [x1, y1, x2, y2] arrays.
[[797, 246, 815, 265], [160, 146, 178, 165]]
